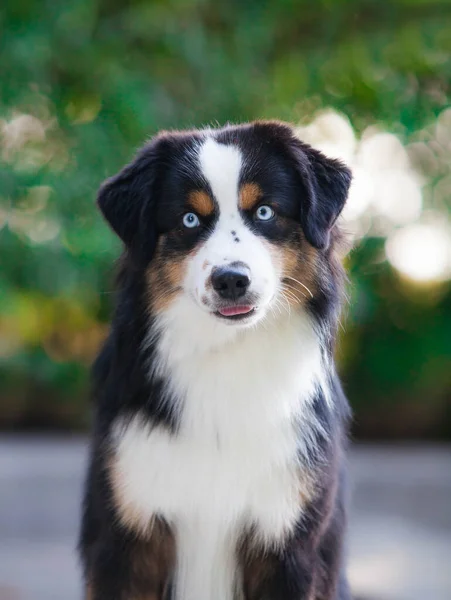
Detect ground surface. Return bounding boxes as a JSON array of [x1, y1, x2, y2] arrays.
[[0, 438, 450, 600]]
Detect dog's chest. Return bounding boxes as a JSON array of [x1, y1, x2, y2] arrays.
[[112, 316, 322, 599], [113, 396, 306, 600], [113, 406, 302, 536]]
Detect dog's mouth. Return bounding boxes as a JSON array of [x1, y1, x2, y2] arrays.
[[214, 305, 256, 321]]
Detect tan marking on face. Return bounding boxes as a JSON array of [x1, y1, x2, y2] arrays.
[[202, 259, 210, 270], [239, 183, 263, 211], [266, 227, 319, 308], [188, 190, 214, 217], [146, 236, 187, 313]]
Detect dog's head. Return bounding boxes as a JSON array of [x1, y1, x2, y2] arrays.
[[98, 121, 351, 333]]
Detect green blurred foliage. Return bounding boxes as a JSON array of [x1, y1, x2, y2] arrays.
[[0, 0, 450, 436]]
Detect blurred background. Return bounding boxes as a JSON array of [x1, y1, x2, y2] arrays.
[[0, 1, 450, 599]]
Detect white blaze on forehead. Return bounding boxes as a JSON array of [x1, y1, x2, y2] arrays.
[[198, 137, 243, 213], [187, 135, 278, 331]]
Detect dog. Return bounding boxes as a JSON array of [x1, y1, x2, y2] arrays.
[[79, 120, 353, 600]]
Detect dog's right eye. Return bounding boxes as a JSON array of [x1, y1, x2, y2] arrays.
[[182, 212, 200, 228]]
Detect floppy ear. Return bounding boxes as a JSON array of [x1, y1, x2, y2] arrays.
[[290, 140, 352, 250], [97, 138, 164, 264]]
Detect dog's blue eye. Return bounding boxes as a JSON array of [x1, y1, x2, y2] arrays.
[[182, 212, 200, 228], [255, 205, 275, 221]]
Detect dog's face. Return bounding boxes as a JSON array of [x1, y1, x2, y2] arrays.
[[151, 136, 310, 328], [98, 122, 351, 331]]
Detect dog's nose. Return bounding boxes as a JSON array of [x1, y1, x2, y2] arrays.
[[211, 265, 251, 300]]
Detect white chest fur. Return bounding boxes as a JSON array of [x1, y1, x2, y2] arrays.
[[112, 309, 326, 600]]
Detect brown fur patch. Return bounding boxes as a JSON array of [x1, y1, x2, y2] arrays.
[[264, 228, 319, 308], [87, 523, 175, 600], [239, 183, 263, 211], [188, 190, 214, 217], [146, 236, 187, 313], [128, 521, 176, 599], [241, 554, 315, 600], [240, 549, 277, 600], [281, 240, 318, 306]]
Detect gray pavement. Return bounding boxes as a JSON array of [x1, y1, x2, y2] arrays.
[[0, 438, 450, 600]]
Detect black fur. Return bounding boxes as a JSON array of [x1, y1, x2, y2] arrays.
[[80, 121, 353, 600]]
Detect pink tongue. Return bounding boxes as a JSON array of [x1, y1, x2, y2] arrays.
[[219, 305, 253, 317]]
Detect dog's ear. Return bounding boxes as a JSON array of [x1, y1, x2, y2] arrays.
[[290, 139, 352, 250], [97, 137, 165, 264]]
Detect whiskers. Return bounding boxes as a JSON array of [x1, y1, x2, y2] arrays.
[[282, 275, 314, 299], [266, 285, 301, 322], [273, 294, 291, 319], [266, 274, 314, 322]]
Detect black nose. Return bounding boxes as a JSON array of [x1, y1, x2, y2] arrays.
[[211, 265, 251, 300]]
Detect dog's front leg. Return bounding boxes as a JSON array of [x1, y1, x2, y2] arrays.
[[240, 532, 318, 600], [240, 469, 346, 600], [83, 520, 175, 600]]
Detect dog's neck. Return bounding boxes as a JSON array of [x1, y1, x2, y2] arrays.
[[147, 298, 329, 448]]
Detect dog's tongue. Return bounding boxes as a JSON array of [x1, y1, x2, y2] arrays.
[[219, 305, 253, 317]]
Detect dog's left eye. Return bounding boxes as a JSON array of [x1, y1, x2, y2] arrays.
[[255, 205, 275, 221], [182, 212, 200, 228]]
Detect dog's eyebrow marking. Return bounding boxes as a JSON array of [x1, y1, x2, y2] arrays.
[[234, 238, 240, 243], [188, 190, 215, 217], [239, 183, 263, 211]]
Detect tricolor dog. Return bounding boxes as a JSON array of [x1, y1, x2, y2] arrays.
[[80, 121, 353, 600]]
